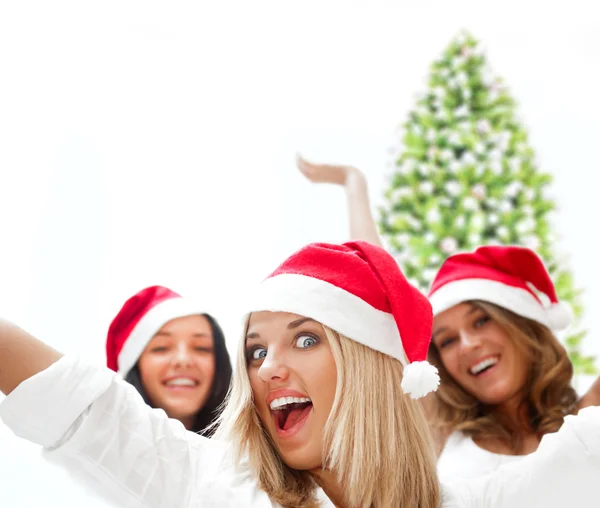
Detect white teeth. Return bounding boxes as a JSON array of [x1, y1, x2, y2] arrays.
[[269, 396, 312, 410], [165, 378, 197, 387], [470, 357, 499, 375]]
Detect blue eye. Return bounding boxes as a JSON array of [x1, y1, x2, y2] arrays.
[[251, 347, 267, 360], [295, 335, 318, 349]]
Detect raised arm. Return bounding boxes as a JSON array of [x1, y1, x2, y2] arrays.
[[0, 318, 245, 507], [577, 375, 600, 410], [0, 319, 62, 395], [296, 155, 383, 247]]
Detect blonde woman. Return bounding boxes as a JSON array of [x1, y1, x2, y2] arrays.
[[1, 241, 600, 507], [296, 156, 600, 480]]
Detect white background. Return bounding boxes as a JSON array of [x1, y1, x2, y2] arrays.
[[0, 1, 598, 506]]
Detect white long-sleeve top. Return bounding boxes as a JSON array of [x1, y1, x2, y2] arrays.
[[1, 356, 599, 508]]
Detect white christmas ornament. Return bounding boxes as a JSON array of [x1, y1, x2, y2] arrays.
[[488, 213, 499, 225], [489, 148, 503, 161], [468, 233, 482, 244], [499, 200, 513, 213], [471, 183, 486, 200], [426, 207, 441, 224], [433, 86, 445, 98], [440, 149, 454, 161], [505, 181, 523, 198], [440, 236, 459, 254], [448, 132, 462, 145], [490, 160, 503, 174], [454, 105, 470, 118], [452, 56, 466, 68], [425, 232, 436, 243], [471, 212, 485, 229], [461, 46, 473, 58], [509, 157, 522, 172], [488, 89, 500, 103], [497, 226, 510, 238], [462, 152, 477, 166], [445, 180, 462, 196], [393, 187, 412, 200], [418, 164, 431, 176], [516, 218, 536, 234], [523, 235, 541, 250], [419, 181, 434, 194], [477, 119, 492, 134], [463, 196, 478, 211], [397, 233, 411, 244], [449, 160, 462, 173], [423, 268, 439, 283]]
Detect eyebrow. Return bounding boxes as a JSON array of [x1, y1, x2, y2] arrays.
[[245, 317, 316, 342], [432, 305, 479, 340], [153, 331, 211, 338]]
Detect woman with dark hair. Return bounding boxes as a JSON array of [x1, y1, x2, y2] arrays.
[[106, 285, 232, 435]]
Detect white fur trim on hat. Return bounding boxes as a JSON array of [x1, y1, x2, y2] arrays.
[[401, 361, 440, 399], [248, 273, 410, 365], [429, 279, 572, 331], [118, 298, 208, 376]]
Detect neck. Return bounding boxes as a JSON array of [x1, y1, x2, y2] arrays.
[[310, 468, 346, 508], [176, 414, 195, 431], [494, 393, 532, 432]]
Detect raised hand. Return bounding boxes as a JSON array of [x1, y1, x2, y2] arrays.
[[296, 154, 354, 186]]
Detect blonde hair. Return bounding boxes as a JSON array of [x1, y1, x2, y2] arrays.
[[429, 301, 578, 452], [215, 319, 440, 508]]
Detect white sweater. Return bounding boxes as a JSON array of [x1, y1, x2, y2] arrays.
[[1, 356, 599, 508]]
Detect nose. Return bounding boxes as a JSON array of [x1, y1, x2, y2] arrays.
[[257, 350, 289, 383], [171, 342, 193, 368], [458, 329, 482, 353]]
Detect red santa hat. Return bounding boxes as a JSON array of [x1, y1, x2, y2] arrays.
[[428, 245, 572, 331], [106, 285, 208, 376], [246, 241, 440, 399]]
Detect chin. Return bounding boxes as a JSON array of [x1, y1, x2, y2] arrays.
[[279, 451, 321, 471]]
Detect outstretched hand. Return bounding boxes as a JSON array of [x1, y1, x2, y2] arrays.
[[296, 154, 355, 186]]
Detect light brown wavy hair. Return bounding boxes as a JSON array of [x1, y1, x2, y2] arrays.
[[215, 320, 440, 508], [428, 300, 578, 453]]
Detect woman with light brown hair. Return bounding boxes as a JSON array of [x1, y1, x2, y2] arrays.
[[296, 155, 600, 483], [2, 240, 600, 507]]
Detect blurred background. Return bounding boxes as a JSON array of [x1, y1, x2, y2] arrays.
[[0, 1, 598, 505]]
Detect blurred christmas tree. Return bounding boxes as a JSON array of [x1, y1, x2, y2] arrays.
[[379, 30, 596, 376]]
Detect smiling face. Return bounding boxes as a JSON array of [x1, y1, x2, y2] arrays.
[[138, 314, 216, 429], [431, 302, 530, 406], [245, 311, 338, 470]]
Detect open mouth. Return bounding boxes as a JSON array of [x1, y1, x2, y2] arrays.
[[270, 397, 313, 434], [469, 356, 499, 376], [163, 377, 199, 389]]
